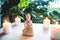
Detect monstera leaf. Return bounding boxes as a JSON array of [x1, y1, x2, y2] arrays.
[[17, 0, 30, 9], [50, 10, 60, 19]]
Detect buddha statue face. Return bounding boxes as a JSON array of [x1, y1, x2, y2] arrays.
[[26, 13, 31, 21]]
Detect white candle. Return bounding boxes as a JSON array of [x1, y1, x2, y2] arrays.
[[43, 17, 50, 29], [15, 16, 21, 25], [51, 21, 60, 39], [3, 20, 12, 33]]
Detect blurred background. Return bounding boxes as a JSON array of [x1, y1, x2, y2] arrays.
[[0, 0, 60, 28]]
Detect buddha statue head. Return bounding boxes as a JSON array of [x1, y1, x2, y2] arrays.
[[26, 13, 31, 21]]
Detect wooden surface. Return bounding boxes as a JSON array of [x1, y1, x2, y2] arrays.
[[0, 23, 51, 40]]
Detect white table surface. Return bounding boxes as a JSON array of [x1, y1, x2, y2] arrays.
[[0, 23, 51, 40]]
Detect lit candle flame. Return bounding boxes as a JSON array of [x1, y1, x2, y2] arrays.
[[4, 20, 7, 23], [16, 16, 19, 18], [55, 21, 59, 25], [45, 17, 48, 19]]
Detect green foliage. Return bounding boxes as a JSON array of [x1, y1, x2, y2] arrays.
[[22, 1, 50, 23], [51, 10, 60, 19], [2, 0, 20, 14], [3, 0, 59, 23], [17, 0, 30, 9]]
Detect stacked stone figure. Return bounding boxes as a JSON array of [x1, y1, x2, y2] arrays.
[[23, 13, 33, 36]]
